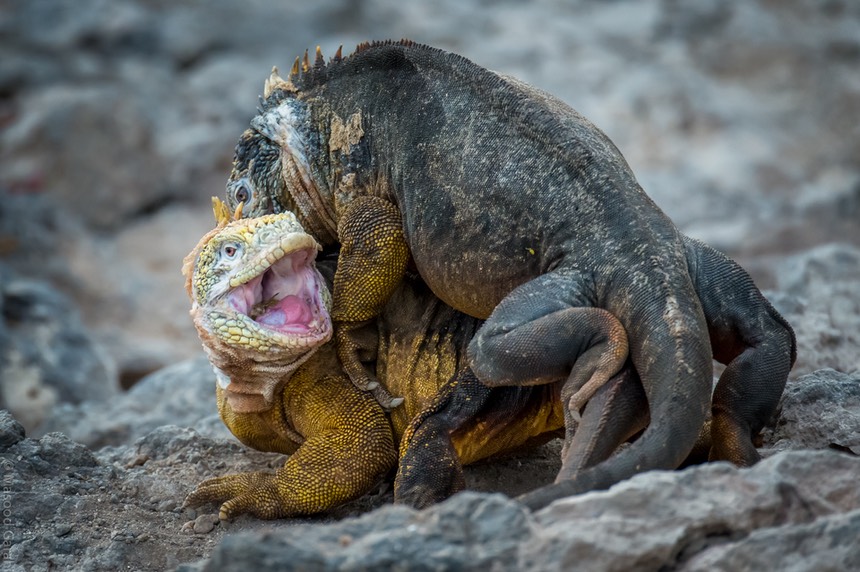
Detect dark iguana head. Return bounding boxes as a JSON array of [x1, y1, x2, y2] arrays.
[[223, 41, 426, 243], [224, 51, 339, 243], [182, 198, 332, 412]]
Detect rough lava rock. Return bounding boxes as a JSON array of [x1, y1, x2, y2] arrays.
[[182, 450, 860, 572], [0, 266, 116, 432], [768, 243, 860, 376], [763, 369, 860, 455]]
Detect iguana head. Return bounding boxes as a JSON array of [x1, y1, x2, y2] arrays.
[[224, 47, 394, 243], [182, 198, 332, 412], [223, 64, 336, 242]]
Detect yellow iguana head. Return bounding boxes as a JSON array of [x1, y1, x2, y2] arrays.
[[182, 198, 332, 411]]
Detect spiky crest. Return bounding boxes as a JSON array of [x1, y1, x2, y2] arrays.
[[258, 39, 456, 111], [263, 66, 296, 99]]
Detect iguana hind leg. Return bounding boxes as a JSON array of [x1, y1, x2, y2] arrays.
[[684, 236, 796, 465], [477, 267, 713, 510], [466, 272, 628, 391]]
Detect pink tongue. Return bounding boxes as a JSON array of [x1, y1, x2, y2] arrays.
[[257, 295, 310, 328]]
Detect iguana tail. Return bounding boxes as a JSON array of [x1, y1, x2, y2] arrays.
[[521, 260, 713, 509]]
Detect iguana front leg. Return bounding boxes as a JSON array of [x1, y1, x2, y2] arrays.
[[333, 196, 409, 410], [395, 368, 493, 509], [185, 376, 397, 520]]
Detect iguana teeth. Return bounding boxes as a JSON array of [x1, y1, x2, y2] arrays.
[[302, 49, 310, 73]]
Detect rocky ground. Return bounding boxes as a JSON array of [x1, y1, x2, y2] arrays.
[[1, 0, 859, 570]]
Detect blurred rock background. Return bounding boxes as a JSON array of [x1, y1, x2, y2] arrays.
[[2, 1, 860, 569], [1, 0, 858, 431]]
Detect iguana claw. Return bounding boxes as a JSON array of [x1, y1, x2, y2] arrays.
[[184, 471, 287, 521]]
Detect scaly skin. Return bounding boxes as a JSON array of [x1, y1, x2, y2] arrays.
[[224, 40, 796, 507], [182, 201, 634, 517]]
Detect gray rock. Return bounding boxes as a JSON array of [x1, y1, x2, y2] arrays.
[[0, 409, 26, 450], [763, 368, 860, 454], [199, 492, 528, 572], [526, 451, 860, 571], [771, 244, 860, 376], [0, 272, 116, 432], [682, 509, 860, 571], [190, 450, 860, 572], [37, 356, 218, 447], [0, 408, 267, 571]]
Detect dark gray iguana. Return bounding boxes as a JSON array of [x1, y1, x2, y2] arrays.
[[223, 40, 796, 508], [181, 199, 641, 517]]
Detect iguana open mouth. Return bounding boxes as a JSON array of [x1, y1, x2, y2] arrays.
[[222, 245, 331, 344], [227, 248, 325, 334]]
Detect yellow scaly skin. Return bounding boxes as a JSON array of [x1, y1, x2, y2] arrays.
[[182, 199, 395, 519]]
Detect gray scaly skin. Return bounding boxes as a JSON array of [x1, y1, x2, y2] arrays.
[[223, 40, 796, 508]]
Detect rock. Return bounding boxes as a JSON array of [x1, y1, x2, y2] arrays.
[[682, 509, 860, 571], [770, 243, 860, 375], [0, 408, 269, 571], [191, 514, 220, 535], [36, 356, 219, 447], [0, 409, 25, 450], [188, 450, 860, 571], [198, 493, 528, 572], [525, 450, 860, 571], [762, 369, 860, 454], [0, 270, 116, 432]]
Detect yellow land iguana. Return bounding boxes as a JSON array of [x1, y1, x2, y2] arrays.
[[222, 40, 797, 509]]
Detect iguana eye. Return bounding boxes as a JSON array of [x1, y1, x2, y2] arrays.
[[231, 179, 253, 208], [221, 243, 241, 259]]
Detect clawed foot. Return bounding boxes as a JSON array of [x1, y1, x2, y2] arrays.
[[184, 471, 286, 520], [370, 384, 405, 411], [335, 322, 404, 411], [341, 362, 404, 411]]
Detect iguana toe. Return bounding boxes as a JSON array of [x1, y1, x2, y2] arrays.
[[369, 384, 404, 411], [566, 398, 582, 425], [186, 471, 286, 520]]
